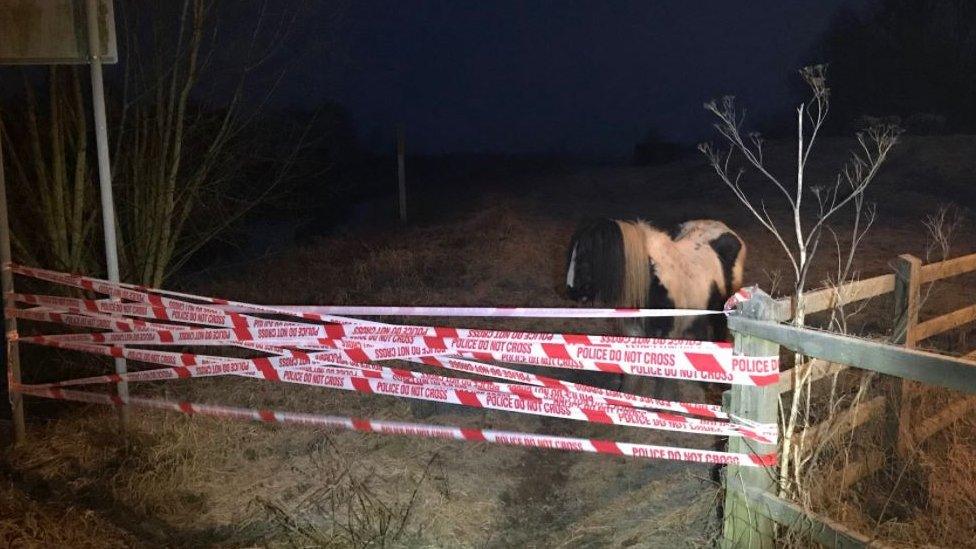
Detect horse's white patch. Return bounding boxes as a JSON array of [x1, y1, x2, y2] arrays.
[[566, 244, 578, 287]]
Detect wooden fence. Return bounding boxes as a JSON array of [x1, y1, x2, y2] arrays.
[[722, 251, 976, 548]]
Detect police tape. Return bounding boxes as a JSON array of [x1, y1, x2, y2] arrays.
[[18, 337, 775, 443], [16, 319, 778, 387], [12, 291, 738, 358], [9, 266, 777, 386], [6, 305, 726, 418], [6, 263, 780, 453], [11, 384, 776, 467], [8, 264, 375, 329], [9, 264, 729, 319], [410, 355, 725, 418], [9, 294, 733, 357], [215, 304, 728, 318], [8, 264, 779, 421], [322, 322, 733, 350]]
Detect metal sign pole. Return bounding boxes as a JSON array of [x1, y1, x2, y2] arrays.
[[86, 0, 128, 426], [0, 122, 26, 446]]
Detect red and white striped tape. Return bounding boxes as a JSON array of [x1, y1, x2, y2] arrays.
[[7, 304, 724, 418], [19, 325, 777, 386], [410, 355, 725, 418], [9, 264, 729, 319], [10, 292, 731, 352], [12, 384, 776, 467], [8, 265, 377, 329], [6, 263, 780, 460], [216, 304, 727, 318], [9, 266, 776, 386], [19, 337, 774, 442], [723, 287, 754, 312]]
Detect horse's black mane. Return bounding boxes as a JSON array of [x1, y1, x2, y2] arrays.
[[567, 218, 625, 303]]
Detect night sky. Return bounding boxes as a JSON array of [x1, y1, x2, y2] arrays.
[[278, 0, 862, 156]]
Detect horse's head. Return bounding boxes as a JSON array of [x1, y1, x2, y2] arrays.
[[565, 218, 624, 304], [565, 238, 592, 302]]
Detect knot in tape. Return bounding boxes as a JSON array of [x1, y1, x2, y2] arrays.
[[723, 287, 754, 314], [5, 329, 17, 342], [729, 413, 778, 438]]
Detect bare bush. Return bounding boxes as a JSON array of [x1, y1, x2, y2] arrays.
[[3, 0, 316, 286], [0, 68, 99, 274], [112, 0, 313, 286], [700, 65, 901, 498]]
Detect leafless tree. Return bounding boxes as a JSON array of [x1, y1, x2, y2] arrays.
[[111, 0, 312, 286], [3, 0, 320, 287], [1, 68, 99, 274]]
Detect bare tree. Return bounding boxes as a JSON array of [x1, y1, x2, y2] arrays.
[[1, 68, 99, 274], [3, 1, 319, 287], [699, 65, 901, 497], [111, 0, 310, 286]]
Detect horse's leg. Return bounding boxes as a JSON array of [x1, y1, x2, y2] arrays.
[[619, 319, 651, 394], [621, 319, 685, 397], [705, 286, 729, 403]]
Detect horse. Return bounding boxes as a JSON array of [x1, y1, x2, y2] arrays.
[[565, 217, 746, 399]]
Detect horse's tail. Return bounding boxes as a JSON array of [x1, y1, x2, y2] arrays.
[[615, 220, 650, 308]]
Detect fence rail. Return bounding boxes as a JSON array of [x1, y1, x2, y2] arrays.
[[724, 250, 976, 547], [921, 252, 976, 283], [914, 302, 976, 341], [728, 316, 976, 393], [790, 274, 896, 319], [771, 252, 976, 462], [742, 487, 892, 549]]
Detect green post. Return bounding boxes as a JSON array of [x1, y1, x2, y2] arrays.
[[723, 288, 779, 548]]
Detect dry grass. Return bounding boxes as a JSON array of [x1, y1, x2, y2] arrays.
[[800, 409, 976, 548], [4, 135, 976, 545], [551, 458, 723, 547], [250, 439, 437, 547], [783, 353, 976, 547], [0, 479, 138, 548]]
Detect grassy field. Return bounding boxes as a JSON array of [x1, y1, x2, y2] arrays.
[[3, 135, 976, 547]]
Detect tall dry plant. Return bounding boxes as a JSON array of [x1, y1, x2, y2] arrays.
[[0, 68, 99, 274], [111, 0, 307, 286], [3, 0, 311, 286], [699, 65, 901, 498]]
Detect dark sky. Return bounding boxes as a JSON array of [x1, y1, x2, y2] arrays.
[[275, 1, 863, 156], [0, 1, 865, 157], [246, 1, 872, 157]]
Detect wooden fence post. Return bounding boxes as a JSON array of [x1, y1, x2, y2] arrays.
[[892, 254, 921, 457], [396, 125, 407, 223], [724, 288, 779, 548]]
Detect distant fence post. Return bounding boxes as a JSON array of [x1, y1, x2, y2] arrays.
[[723, 288, 779, 548], [892, 254, 921, 457], [396, 125, 407, 222]]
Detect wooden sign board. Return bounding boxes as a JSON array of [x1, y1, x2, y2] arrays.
[[0, 0, 117, 65]]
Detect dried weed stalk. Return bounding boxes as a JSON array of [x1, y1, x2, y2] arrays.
[[701, 65, 900, 500]]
